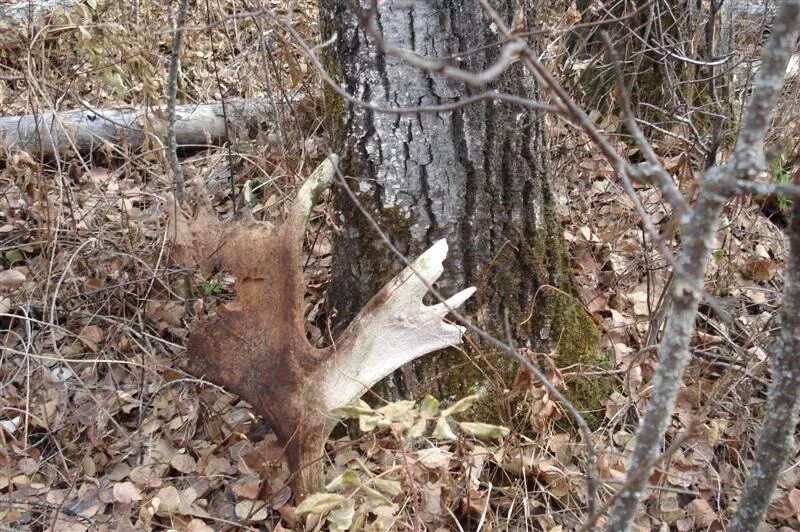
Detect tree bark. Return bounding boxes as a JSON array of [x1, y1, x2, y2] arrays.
[[320, 1, 582, 400], [0, 98, 288, 158]]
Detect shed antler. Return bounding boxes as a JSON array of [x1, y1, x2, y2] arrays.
[[172, 156, 475, 499]]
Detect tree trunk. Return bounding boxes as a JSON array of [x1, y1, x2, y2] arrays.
[[320, 1, 598, 402]]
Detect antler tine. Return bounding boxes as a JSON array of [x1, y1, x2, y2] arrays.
[[320, 239, 475, 410], [287, 155, 339, 245]]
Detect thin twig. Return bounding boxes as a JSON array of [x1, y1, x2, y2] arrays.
[[729, 77, 800, 530], [578, 422, 697, 532], [600, 31, 686, 214], [166, 0, 190, 203]]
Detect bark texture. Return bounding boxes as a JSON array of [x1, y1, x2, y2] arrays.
[[320, 1, 579, 399]]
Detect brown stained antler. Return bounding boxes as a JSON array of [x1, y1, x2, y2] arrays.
[[172, 156, 475, 499]]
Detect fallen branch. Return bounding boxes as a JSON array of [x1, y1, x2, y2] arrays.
[[0, 98, 289, 158], [0, 0, 84, 25]]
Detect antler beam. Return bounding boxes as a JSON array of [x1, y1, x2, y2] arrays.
[[172, 155, 474, 499]]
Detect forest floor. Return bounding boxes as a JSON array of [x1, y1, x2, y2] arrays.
[[0, 1, 798, 531]]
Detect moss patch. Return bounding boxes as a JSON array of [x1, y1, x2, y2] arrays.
[[538, 290, 613, 430], [351, 190, 416, 287], [431, 254, 613, 431], [321, 52, 347, 149]]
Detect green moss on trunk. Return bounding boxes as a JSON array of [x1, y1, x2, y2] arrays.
[[538, 290, 613, 429]]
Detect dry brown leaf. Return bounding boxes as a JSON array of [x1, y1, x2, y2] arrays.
[[741, 257, 778, 283], [112, 481, 143, 504], [687, 497, 719, 528], [544, 357, 565, 389], [242, 436, 285, 474], [106, 463, 131, 482], [170, 453, 197, 474], [150, 439, 176, 463], [32, 399, 59, 429], [185, 519, 215, 532], [235, 499, 269, 521], [200, 455, 234, 476], [78, 325, 104, 352], [628, 290, 650, 316], [232, 475, 262, 500], [10, 150, 38, 169], [767, 492, 799, 522], [139, 498, 158, 527], [129, 464, 166, 488], [537, 459, 571, 498], [179, 487, 200, 515], [462, 487, 490, 518], [0, 269, 25, 292], [497, 447, 537, 477], [414, 447, 452, 469], [658, 494, 684, 522], [565, 3, 581, 25], [154, 485, 181, 516], [420, 482, 444, 523], [789, 488, 800, 518], [548, 433, 573, 464], [146, 300, 186, 329]]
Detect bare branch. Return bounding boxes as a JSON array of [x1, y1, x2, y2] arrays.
[[607, 1, 800, 529], [166, 0, 191, 203], [279, 16, 560, 116], [474, 0, 703, 318], [354, 0, 526, 88], [600, 32, 686, 214], [729, 142, 800, 532], [580, 422, 697, 532], [728, 179, 800, 200]]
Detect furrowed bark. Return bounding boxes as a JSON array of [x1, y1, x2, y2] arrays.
[[321, 0, 578, 402]]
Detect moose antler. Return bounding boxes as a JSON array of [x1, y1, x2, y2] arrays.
[[172, 156, 475, 499]]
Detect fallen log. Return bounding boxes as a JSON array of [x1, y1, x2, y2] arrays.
[[0, 98, 288, 158], [0, 0, 85, 25]]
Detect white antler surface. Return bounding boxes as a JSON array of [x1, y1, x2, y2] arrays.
[[322, 239, 475, 410]]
